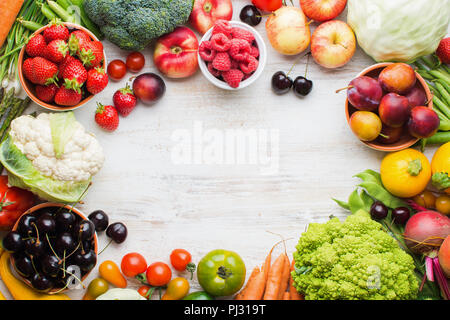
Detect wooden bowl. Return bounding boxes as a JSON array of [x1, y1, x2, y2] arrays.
[[10, 202, 98, 294], [345, 62, 433, 152], [18, 22, 107, 111]]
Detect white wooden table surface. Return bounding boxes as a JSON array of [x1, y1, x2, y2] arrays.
[[0, 1, 440, 300]]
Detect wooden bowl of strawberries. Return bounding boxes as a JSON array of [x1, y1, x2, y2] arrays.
[[18, 21, 108, 111]]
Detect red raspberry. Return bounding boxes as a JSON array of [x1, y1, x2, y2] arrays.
[[243, 72, 253, 81], [212, 20, 232, 38], [230, 59, 239, 69], [199, 41, 216, 62], [210, 33, 231, 52], [207, 63, 221, 78], [250, 46, 259, 58], [222, 69, 244, 88], [212, 52, 231, 71], [231, 27, 255, 44], [229, 39, 251, 62], [240, 55, 259, 74]]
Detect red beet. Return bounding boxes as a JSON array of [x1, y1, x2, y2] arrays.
[[346, 76, 383, 111], [408, 106, 440, 138], [404, 211, 450, 254]]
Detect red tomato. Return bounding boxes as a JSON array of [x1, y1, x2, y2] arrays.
[[146, 262, 172, 287], [121, 252, 147, 277], [107, 59, 127, 81], [126, 52, 145, 73], [138, 285, 152, 299], [170, 249, 192, 271], [0, 176, 35, 229], [252, 0, 282, 11]]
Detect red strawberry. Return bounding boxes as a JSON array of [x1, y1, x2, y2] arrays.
[[22, 57, 58, 85], [95, 103, 119, 131], [78, 41, 104, 68], [222, 69, 244, 88], [58, 55, 77, 76], [43, 19, 69, 43], [86, 67, 109, 94], [35, 84, 58, 102], [54, 86, 82, 106], [68, 31, 90, 55], [61, 58, 88, 91], [436, 37, 450, 64], [113, 84, 137, 117], [25, 34, 46, 57], [45, 40, 68, 63]]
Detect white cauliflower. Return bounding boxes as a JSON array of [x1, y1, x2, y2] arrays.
[[9, 113, 104, 182]]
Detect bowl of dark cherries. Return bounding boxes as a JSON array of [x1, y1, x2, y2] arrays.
[[1, 203, 118, 293]]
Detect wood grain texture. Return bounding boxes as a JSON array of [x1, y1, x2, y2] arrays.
[[0, 1, 441, 299]]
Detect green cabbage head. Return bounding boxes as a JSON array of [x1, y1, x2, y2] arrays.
[[347, 0, 450, 62]]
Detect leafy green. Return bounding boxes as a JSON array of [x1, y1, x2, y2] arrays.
[[49, 112, 78, 159], [0, 135, 90, 203]]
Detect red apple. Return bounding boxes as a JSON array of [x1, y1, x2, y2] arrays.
[[300, 0, 347, 22], [378, 93, 410, 128], [153, 26, 199, 79], [311, 20, 356, 68], [408, 106, 440, 138], [189, 0, 233, 34]]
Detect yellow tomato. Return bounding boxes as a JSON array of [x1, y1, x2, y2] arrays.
[[161, 277, 190, 300], [380, 149, 431, 198], [431, 142, 450, 195], [435, 195, 450, 215]]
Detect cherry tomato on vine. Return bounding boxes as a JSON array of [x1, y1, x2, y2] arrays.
[[107, 59, 127, 81], [121, 252, 147, 277], [251, 0, 282, 12], [161, 277, 190, 300], [170, 249, 196, 279], [126, 52, 145, 72], [138, 285, 152, 300], [146, 262, 172, 287]]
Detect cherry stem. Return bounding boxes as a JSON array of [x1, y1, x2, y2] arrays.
[[379, 133, 389, 139], [336, 85, 354, 93], [46, 233, 61, 261], [304, 52, 311, 78], [31, 222, 40, 244], [286, 52, 311, 77], [98, 238, 113, 255]]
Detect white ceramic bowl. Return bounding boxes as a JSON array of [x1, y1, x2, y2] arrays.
[[198, 21, 267, 90]]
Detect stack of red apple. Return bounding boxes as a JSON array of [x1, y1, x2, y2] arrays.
[[199, 20, 260, 88], [22, 22, 108, 107], [346, 63, 440, 144]]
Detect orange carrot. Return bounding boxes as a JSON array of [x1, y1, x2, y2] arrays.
[[263, 253, 286, 300], [277, 254, 290, 300], [289, 260, 304, 300], [282, 291, 290, 300], [0, 0, 24, 48], [235, 267, 260, 300]]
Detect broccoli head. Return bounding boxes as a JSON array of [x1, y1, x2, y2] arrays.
[[292, 210, 419, 300], [83, 0, 194, 51]]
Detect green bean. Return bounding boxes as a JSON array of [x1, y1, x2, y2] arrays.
[[47, 0, 74, 23], [434, 107, 448, 122], [439, 119, 450, 131], [435, 82, 450, 106], [357, 180, 405, 209], [56, 0, 71, 10], [429, 69, 450, 84], [443, 64, 450, 75], [436, 79, 450, 94], [426, 131, 450, 145], [417, 69, 435, 81], [332, 198, 350, 210], [17, 18, 44, 32], [433, 95, 450, 119], [40, 2, 58, 21], [421, 56, 439, 69], [68, 0, 103, 39]]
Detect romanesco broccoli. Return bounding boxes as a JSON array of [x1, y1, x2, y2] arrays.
[[292, 210, 419, 300]]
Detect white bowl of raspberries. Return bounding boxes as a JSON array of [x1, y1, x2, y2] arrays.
[[19, 22, 108, 111], [198, 20, 266, 90]]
